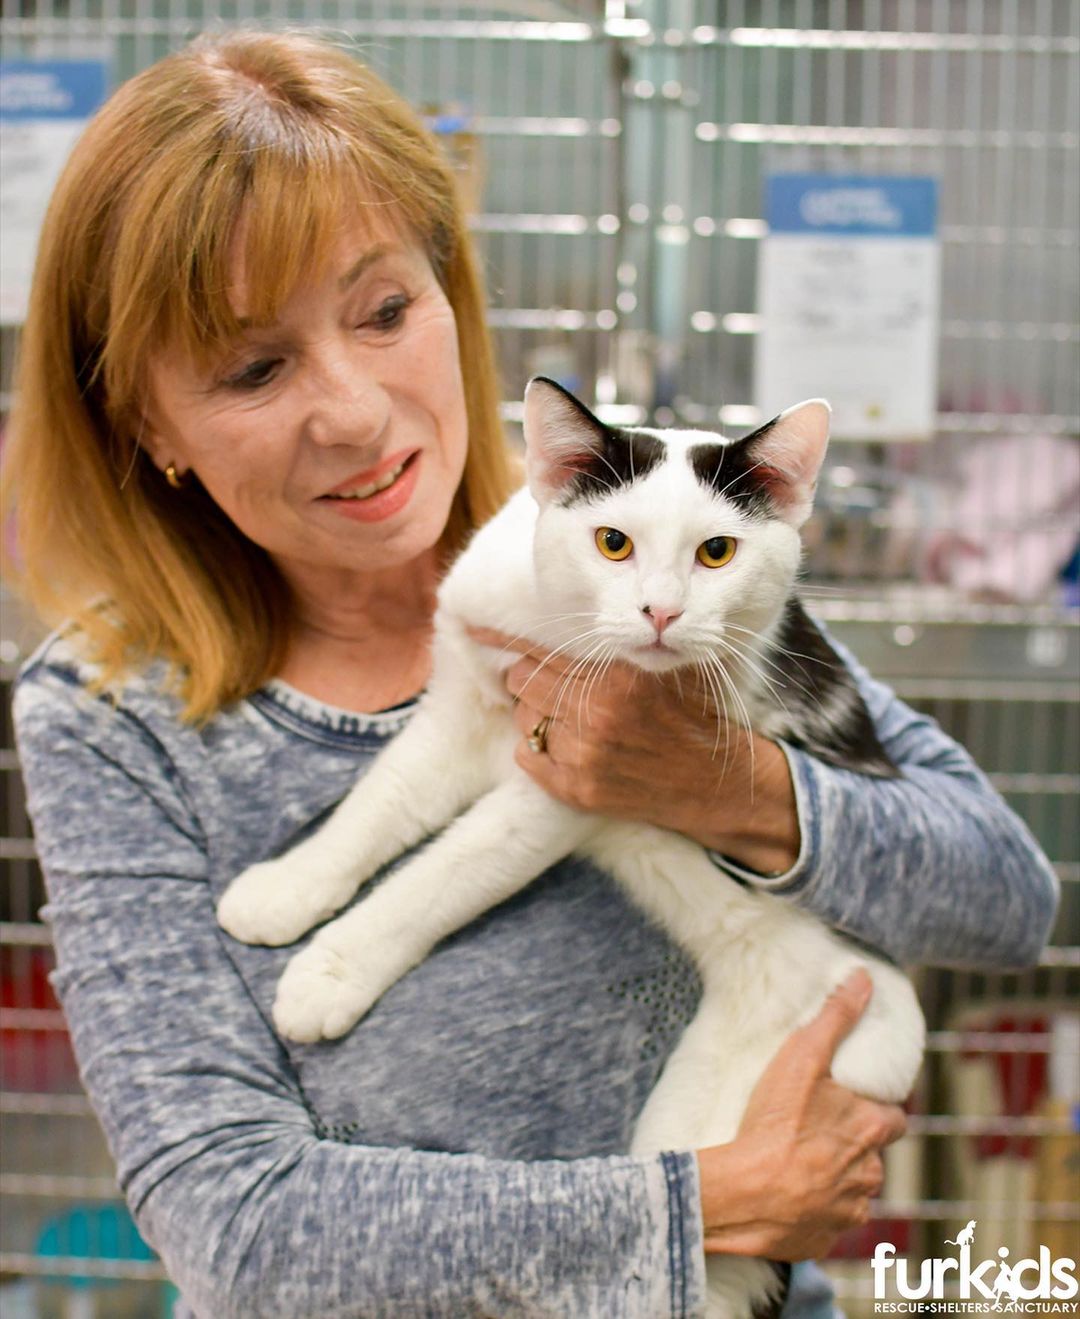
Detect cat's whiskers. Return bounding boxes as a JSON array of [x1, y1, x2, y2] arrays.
[[710, 638, 792, 764], [699, 654, 748, 782], [511, 627, 610, 703], [719, 627, 833, 716], [576, 643, 609, 731], [708, 632, 790, 710], [722, 620, 831, 676], [796, 583, 847, 596], [669, 667, 686, 706], [548, 639, 615, 732], [699, 650, 757, 787], [528, 610, 605, 627], [692, 657, 728, 761], [704, 623, 802, 701], [576, 643, 621, 739]]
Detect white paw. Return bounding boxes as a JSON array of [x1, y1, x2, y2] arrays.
[[830, 961, 926, 1103], [272, 941, 386, 1043], [217, 856, 351, 947]]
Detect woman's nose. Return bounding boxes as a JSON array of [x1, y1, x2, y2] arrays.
[[305, 345, 391, 447]]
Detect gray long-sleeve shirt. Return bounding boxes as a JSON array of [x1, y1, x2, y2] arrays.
[[13, 629, 1058, 1318]]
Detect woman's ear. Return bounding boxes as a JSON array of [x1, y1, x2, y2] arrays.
[[139, 433, 173, 477], [134, 403, 185, 482]]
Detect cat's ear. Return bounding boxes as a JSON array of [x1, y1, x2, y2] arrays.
[[740, 398, 830, 527], [523, 377, 610, 502]]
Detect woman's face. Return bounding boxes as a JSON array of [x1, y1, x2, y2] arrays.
[[144, 222, 469, 590]]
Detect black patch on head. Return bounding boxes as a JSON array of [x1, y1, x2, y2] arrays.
[[556, 424, 667, 506], [688, 415, 783, 519], [765, 597, 899, 778], [528, 377, 668, 505]]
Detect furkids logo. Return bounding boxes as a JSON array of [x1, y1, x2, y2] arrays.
[[871, 1222, 1079, 1313]]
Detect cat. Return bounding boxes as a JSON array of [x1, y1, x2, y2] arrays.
[[218, 377, 926, 1319]]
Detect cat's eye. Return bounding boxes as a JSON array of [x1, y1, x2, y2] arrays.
[[595, 527, 633, 561], [696, 536, 737, 568]]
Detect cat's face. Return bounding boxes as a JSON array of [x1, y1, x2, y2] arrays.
[[523, 379, 829, 675]]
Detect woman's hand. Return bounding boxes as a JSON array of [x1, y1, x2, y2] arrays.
[[698, 970, 908, 1260], [468, 628, 801, 875]]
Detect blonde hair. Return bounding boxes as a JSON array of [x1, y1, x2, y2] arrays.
[[3, 30, 514, 720]]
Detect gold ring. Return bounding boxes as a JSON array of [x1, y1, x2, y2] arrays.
[[527, 715, 552, 754]]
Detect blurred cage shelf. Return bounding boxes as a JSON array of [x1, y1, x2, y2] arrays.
[[2, 1, 1079, 1314]]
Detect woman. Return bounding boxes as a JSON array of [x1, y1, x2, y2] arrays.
[[6, 30, 1057, 1319]]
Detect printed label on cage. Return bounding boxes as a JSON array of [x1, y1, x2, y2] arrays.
[[0, 60, 108, 324], [870, 1224, 1079, 1313], [756, 173, 940, 441]]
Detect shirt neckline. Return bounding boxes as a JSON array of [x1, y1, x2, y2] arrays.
[[246, 677, 420, 745]]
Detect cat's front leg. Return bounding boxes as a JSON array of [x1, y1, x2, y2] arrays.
[[217, 698, 501, 948], [273, 772, 594, 1042]]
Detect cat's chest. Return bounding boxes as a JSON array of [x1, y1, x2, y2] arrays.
[[286, 856, 703, 1159]]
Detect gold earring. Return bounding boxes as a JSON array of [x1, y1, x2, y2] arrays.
[[164, 463, 185, 490]]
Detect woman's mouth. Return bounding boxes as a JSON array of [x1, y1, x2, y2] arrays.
[[318, 451, 421, 523], [323, 457, 410, 501]]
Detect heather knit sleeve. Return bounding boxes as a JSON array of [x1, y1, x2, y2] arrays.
[[13, 664, 706, 1319], [713, 636, 1059, 969]]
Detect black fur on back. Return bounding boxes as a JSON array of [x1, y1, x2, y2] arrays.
[[764, 598, 899, 779]]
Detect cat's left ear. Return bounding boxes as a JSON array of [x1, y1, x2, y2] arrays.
[[522, 376, 610, 503], [742, 398, 830, 528]]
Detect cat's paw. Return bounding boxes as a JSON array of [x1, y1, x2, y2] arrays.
[[273, 941, 385, 1043], [217, 856, 351, 947], [829, 960, 926, 1103]]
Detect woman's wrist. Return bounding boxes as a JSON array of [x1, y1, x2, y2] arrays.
[[697, 1141, 786, 1258], [677, 735, 801, 875]]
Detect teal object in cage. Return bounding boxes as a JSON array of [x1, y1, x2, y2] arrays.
[[34, 1203, 177, 1315]]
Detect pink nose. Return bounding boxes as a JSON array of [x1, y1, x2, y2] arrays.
[[642, 604, 683, 636]]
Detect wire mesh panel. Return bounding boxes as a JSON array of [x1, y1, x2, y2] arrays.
[[1, 1, 1077, 1314], [823, 619, 1079, 1313]]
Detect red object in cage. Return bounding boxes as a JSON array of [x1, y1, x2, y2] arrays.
[[0, 945, 80, 1091], [962, 1016, 1050, 1160]]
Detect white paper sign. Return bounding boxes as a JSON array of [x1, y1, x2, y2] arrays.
[[755, 175, 940, 440], [1, 61, 107, 324]]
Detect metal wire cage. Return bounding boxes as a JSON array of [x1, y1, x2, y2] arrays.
[[1, 2, 1077, 1314]]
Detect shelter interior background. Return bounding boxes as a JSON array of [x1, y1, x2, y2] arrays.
[[1, 2, 1077, 1313]]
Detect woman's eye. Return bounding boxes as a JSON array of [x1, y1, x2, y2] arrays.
[[225, 358, 282, 390], [368, 295, 410, 331], [696, 536, 737, 568], [595, 527, 633, 561]]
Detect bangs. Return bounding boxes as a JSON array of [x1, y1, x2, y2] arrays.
[[159, 154, 419, 371]]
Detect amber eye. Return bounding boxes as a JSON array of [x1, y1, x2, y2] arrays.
[[595, 527, 633, 561], [696, 536, 737, 568]]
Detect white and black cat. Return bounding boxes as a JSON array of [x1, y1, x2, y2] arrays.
[[218, 378, 925, 1319]]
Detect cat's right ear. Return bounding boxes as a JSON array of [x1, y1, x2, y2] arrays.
[[523, 377, 610, 502]]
